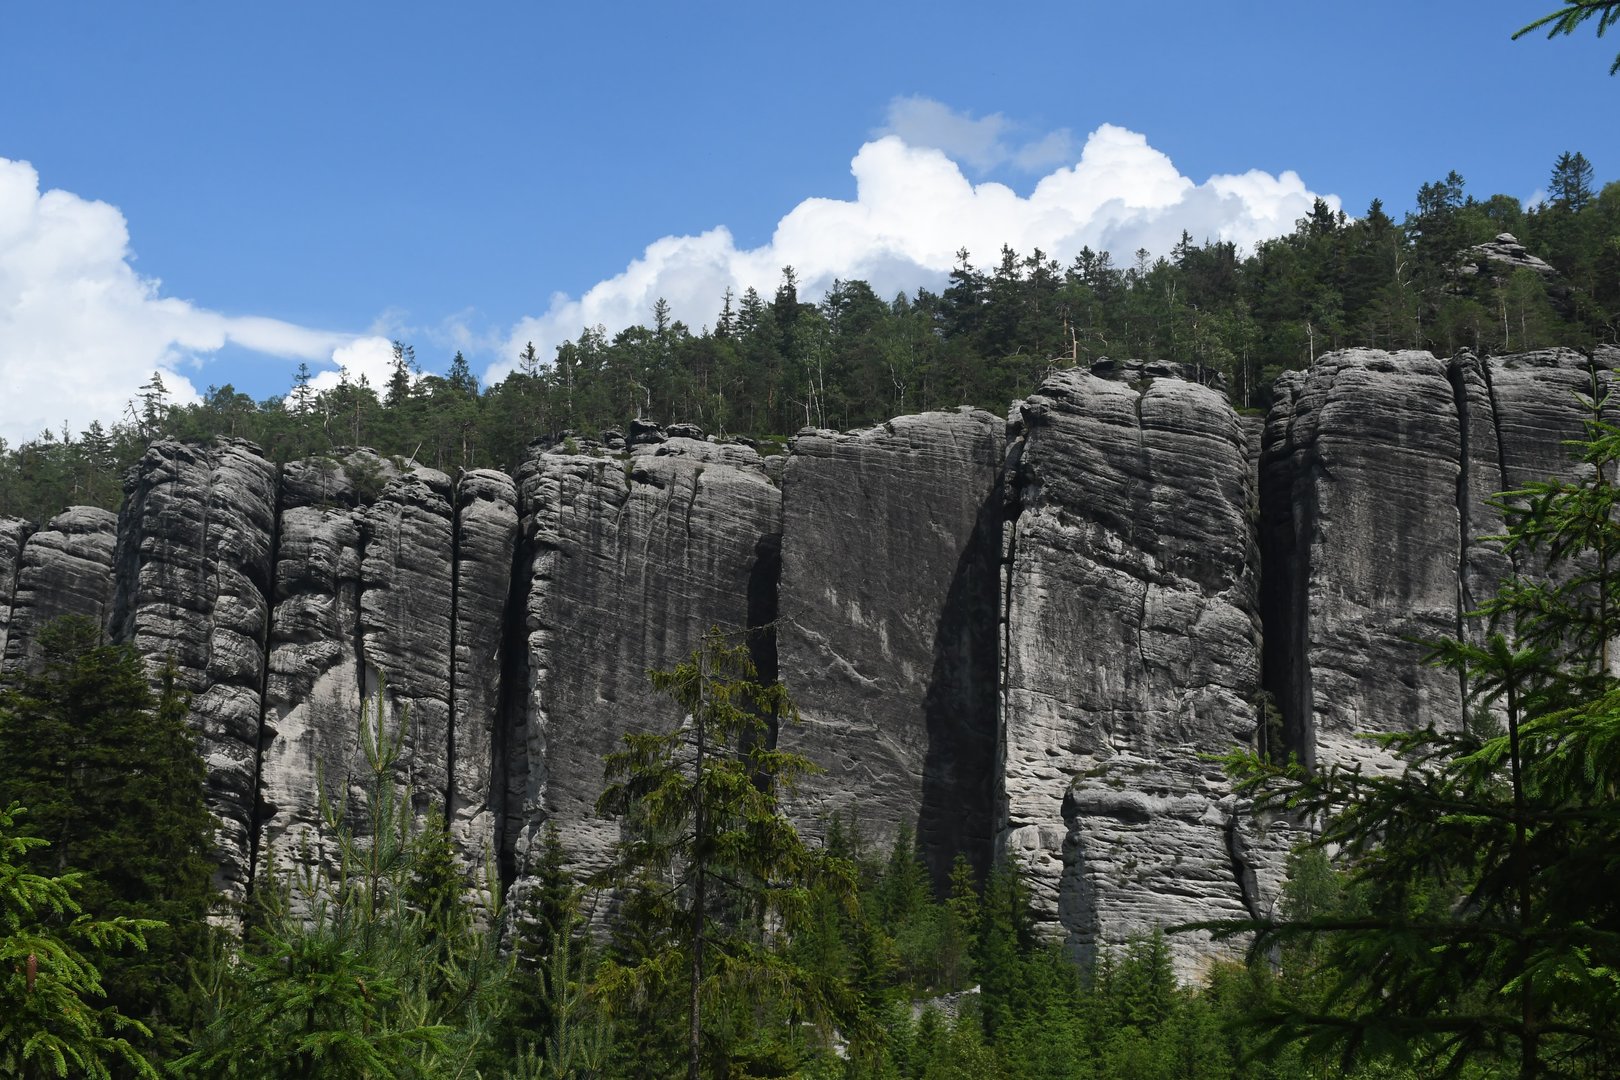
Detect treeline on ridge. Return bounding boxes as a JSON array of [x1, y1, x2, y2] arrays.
[[2, 154, 1616, 522]]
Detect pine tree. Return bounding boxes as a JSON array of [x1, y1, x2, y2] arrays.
[[1515, 3, 1620, 74], [0, 804, 162, 1080], [1548, 151, 1596, 212], [593, 628, 855, 1080], [0, 617, 217, 1062]]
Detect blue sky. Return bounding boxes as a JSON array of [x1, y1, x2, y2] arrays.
[[0, 0, 1613, 443]]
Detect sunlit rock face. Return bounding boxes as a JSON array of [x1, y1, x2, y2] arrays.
[[503, 436, 782, 894], [0, 347, 1610, 978], [998, 365, 1272, 978], [3, 505, 118, 673], [777, 409, 1005, 884], [110, 439, 279, 899], [1259, 346, 1620, 777]]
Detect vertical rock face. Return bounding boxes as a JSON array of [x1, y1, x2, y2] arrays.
[[3, 506, 119, 673], [3, 347, 1614, 973], [1260, 347, 1618, 778], [359, 465, 456, 823], [109, 439, 279, 898], [1260, 350, 1465, 771], [507, 439, 782, 884], [0, 518, 35, 663], [999, 368, 1264, 977], [450, 470, 518, 886], [776, 409, 1004, 880], [256, 451, 399, 893]]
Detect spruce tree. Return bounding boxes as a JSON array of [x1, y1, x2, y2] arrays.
[[0, 617, 216, 1062], [0, 804, 162, 1079], [1202, 374, 1620, 1076], [593, 628, 856, 1079]]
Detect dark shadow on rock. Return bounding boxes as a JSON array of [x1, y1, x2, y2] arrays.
[[919, 482, 1002, 889]]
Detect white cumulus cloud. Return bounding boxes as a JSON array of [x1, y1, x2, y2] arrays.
[[0, 156, 360, 446], [495, 103, 1337, 385]]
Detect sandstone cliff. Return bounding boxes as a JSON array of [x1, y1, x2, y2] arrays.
[[1, 348, 1610, 974]]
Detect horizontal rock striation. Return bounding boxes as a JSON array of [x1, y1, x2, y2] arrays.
[[999, 367, 1267, 977], [450, 470, 519, 889], [256, 450, 400, 899], [777, 409, 1004, 882], [109, 439, 279, 898], [3, 505, 119, 673]]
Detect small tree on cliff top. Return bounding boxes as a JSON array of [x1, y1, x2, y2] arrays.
[[593, 628, 857, 1080]]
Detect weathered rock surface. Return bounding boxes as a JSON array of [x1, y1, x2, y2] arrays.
[[1260, 347, 1619, 779], [1457, 233, 1559, 283], [449, 469, 518, 886], [359, 465, 457, 825], [999, 368, 1267, 977], [256, 451, 400, 895], [505, 439, 782, 886], [3, 505, 119, 673], [1261, 350, 1465, 772], [0, 518, 34, 664], [3, 346, 1614, 980], [109, 439, 279, 898], [776, 409, 1004, 881]]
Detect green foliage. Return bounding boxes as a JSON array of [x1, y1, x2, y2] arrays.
[[1199, 382, 1620, 1077], [0, 803, 161, 1079], [175, 698, 506, 1078], [6, 158, 1616, 522], [592, 627, 857, 1078], [1516, 2, 1620, 73], [0, 616, 217, 1060]]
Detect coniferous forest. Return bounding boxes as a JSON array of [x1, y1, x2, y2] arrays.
[[0, 156, 1615, 522], [5, 143, 1620, 1076]]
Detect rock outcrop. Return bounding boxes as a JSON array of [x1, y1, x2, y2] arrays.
[[777, 409, 1004, 881], [449, 470, 519, 886], [1261, 350, 1466, 772], [3, 505, 118, 673], [109, 440, 279, 897], [255, 451, 397, 897], [999, 367, 1268, 976], [0, 346, 1611, 978], [0, 518, 34, 663], [504, 438, 782, 888], [1260, 347, 1619, 777]]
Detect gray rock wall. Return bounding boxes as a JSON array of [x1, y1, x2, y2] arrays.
[[777, 409, 1004, 881], [0, 348, 1610, 976], [1260, 347, 1618, 778], [0, 518, 34, 664], [256, 451, 395, 896], [450, 470, 519, 888], [999, 368, 1267, 977], [1260, 350, 1465, 772], [3, 505, 118, 673], [505, 438, 782, 887], [109, 440, 279, 897]]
